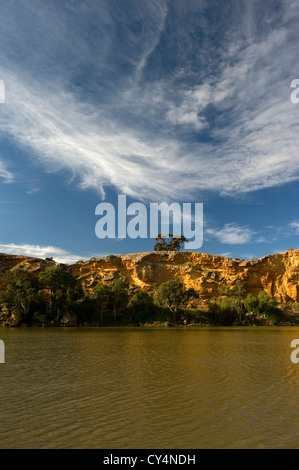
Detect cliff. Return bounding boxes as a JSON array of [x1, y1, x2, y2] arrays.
[[0, 250, 298, 308]]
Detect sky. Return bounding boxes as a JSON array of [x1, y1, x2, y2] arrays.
[[0, 0, 299, 263]]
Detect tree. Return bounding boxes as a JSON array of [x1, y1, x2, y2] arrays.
[[109, 279, 130, 323], [243, 293, 259, 319], [92, 283, 112, 324], [206, 300, 235, 325], [70, 293, 94, 325], [218, 279, 245, 325], [39, 267, 77, 324], [244, 291, 280, 323], [156, 278, 197, 323], [131, 290, 155, 323], [154, 234, 189, 252], [92, 279, 129, 324], [0, 267, 41, 325], [154, 233, 167, 251], [66, 283, 89, 324]]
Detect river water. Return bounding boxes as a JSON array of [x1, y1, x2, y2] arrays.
[[0, 327, 298, 449]]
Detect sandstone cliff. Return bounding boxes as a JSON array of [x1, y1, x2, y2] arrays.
[[0, 250, 298, 308]]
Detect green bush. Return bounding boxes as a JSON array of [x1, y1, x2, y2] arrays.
[[244, 291, 281, 324]]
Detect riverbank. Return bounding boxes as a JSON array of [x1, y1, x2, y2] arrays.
[[1, 317, 298, 328], [1, 250, 299, 329]]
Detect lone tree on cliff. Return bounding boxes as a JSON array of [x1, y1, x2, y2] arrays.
[[154, 234, 189, 252]]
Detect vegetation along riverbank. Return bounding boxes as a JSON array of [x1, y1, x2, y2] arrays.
[[0, 250, 299, 327]]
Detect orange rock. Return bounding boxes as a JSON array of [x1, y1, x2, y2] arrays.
[[0, 250, 298, 307], [70, 250, 299, 306]]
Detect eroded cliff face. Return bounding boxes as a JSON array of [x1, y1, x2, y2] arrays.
[[0, 254, 57, 276], [69, 251, 299, 306], [0, 250, 298, 306]]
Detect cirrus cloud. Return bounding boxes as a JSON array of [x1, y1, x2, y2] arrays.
[[0, 0, 298, 203]]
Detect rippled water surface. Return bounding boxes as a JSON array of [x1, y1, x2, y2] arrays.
[[0, 327, 298, 449]]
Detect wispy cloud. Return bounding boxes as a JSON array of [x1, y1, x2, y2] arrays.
[[0, 160, 13, 183], [261, 221, 299, 241], [0, 1, 298, 201], [206, 223, 256, 245], [289, 221, 299, 234], [219, 252, 232, 258]]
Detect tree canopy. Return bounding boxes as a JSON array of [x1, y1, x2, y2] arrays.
[[156, 278, 198, 322], [92, 278, 130, 323], [154, 234, 189, 252], [0, 267, 41, 325], [39, 266, 77, 324], [218, 279, 245, 325]]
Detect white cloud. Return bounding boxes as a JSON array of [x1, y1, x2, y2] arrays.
[[0, 160, 13, 183], [206, 223, 255, 245], [0, 72, 186, 201], [0, 243, 92, 264], [166, 84, 211, 130], [289, 222, 299, 234], [0, 1, 299, 201]]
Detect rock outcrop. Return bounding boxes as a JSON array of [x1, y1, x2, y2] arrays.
[[0, 250, 298, 308]]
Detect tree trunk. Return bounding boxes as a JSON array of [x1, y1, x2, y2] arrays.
[[168, 304, 177, 324], [173, 307, 177, 324]]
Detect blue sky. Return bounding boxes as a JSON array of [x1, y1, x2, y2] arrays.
[[0, 0, 299, 263]]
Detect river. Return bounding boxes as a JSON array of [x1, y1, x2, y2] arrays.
[[0, 327, 298, 449]]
